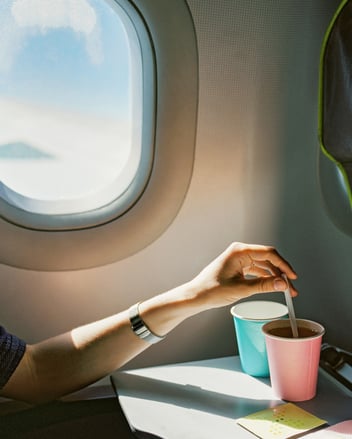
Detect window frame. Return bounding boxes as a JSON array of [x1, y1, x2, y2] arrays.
[[0, 0, 198, 270]]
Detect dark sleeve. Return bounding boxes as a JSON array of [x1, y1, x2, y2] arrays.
[[0, 326, 26, 389]]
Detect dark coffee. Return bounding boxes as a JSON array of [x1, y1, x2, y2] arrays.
[[268, 326, 319, 338]]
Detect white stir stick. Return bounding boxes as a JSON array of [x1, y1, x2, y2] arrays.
[[282, 274, 299, 338]]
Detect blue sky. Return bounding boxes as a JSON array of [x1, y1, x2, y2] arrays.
[[0, 0, 133, 118]]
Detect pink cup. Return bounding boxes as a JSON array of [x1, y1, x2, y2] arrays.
[[262, 318, 325, 402]]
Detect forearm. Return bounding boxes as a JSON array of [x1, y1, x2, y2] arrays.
[[2, 281, 202, 404]]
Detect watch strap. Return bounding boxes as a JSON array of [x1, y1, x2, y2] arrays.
[[128, 302, 165, 344]]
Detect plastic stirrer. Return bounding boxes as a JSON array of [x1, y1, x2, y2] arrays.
[[282, 274, 299, 338]]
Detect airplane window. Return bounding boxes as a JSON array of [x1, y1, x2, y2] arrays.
[[0, 0, 198, 269], [0, 0, 147, 222]]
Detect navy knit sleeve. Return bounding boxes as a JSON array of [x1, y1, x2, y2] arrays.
[[0, 326, 26, 389]]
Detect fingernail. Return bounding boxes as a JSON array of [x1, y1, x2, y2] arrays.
[[274, 278, 287, 291]]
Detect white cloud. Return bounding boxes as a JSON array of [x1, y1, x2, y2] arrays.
[[0, 0, 103, 72], [11, 0, 96, 34], [0, 14, 23, 72]]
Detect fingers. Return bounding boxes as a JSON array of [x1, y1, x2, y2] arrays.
[[243, 259, 282, 278], [227, 242, 298, 279], [253, 249, 297, 279], [225, 242, 298, 298], [244, 275, 298, 297], [243, 264, 271, 278]]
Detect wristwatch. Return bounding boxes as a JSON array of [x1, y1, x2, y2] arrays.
[[128, 302, 165, 344]]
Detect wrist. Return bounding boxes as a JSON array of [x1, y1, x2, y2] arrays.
[[129, 302, 166, 344], [137, 281, 206, 336]]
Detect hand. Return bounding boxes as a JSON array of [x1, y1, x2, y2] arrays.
[[190, 242, 298, 310]]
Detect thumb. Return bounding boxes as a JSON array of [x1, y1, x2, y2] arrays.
[[245, 276, 287, 294]]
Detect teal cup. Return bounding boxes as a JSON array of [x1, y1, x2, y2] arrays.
[[231, 301, 288, 377]]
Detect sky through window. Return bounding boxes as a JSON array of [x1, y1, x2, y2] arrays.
[[0, 0, 142, 214]]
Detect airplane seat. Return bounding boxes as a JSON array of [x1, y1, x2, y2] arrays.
[[318, 0, 352, 236]]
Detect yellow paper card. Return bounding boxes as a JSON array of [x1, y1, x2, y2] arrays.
[[237, 403, 327, 439]]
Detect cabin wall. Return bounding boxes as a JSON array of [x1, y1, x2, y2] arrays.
[[1, 0, 350, 373]]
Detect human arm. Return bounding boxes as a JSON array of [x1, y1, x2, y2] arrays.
[[0, 242, 297, 404]]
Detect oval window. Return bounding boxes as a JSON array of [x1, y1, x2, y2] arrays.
[[0, 0, 149, 223]]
